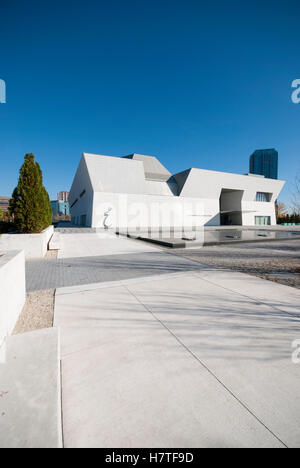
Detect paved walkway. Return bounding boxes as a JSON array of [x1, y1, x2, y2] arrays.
[[26, 250, 211, 291], [54, 270, 300, 448], [26, 233, 210, 291], [57, 232, 159, 259], [15, 231, 300, 447]]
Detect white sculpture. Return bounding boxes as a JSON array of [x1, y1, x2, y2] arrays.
[[103, 207, 112, 229]]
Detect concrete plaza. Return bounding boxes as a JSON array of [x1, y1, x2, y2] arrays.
[[2, 230, 300, 448], [52, 231, 300, 448]]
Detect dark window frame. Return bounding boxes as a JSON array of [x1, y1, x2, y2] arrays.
[[70, 198, 78, 208]]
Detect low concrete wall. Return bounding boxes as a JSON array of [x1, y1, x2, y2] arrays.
[[0, 225, 54, 259], [0, 250, 26, 349], [49, 232, 60, 251]]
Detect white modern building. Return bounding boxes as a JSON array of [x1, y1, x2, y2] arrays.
[[69, 153, 285, 229]]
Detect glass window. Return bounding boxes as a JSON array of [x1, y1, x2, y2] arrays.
[[255, 192, 271, 202], [255, 216, 271, 226]]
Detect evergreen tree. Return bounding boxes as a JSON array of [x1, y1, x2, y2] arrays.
[[10, 153, 52, 233]]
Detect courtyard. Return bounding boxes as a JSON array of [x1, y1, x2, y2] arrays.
[[1, 228, 300, 448]]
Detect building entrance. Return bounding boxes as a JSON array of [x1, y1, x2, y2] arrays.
[[219, 189, 244, 226]]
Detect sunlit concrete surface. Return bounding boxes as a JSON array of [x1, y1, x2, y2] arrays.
[[54, 271, 300, 448], [0, 251, 26, 341], [58, 232, 159, 259], [0, 328, 62, 448]]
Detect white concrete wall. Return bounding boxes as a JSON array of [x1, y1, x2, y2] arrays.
[[70, 190, 94, 226], [175, 168, 284, 226], [84, 153, 146, 194], [69, 155, 94, 226], [92, 192, 208, 230], [220, 190, 243, 212], [70, 153, 285, 228], [242, 201, 277, 225], [177, 168, 284, 200], [0, 251, 26, 350], [0, 226, 54, 259], [91, 192, 280, 228]]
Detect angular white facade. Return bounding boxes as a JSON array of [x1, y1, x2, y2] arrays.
[[69, 153, 285, 229]]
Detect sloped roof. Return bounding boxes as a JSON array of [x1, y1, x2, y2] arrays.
[[173, 167, 285, 199], [70, 152, 285, 203], [83, 153, 146, 194], [123, 154, 171, 182]]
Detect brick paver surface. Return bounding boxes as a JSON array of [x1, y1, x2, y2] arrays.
[[26, 251, 207, 291], [26, 235, 300, 292]]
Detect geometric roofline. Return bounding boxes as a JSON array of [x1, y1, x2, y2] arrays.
[[122, 153, 171, 182]]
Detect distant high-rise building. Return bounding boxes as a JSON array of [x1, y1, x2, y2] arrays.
[[51, 200, 70, 218], [249, 149, 278, 180], [58, 191, 69, 202], [0, 196, 11, 212]]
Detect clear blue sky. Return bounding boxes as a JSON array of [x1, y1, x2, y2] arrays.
[[0, 0, 299, 206]]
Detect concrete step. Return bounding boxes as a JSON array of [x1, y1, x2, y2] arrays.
[[49, 232, 60, 250], [0, 328, 62, 448]]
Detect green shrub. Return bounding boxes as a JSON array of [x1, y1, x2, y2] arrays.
[[9, 153, 52, 233], [277, 213, 300, 224]]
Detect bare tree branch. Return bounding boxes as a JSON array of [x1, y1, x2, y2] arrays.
[[291, 173, 300, 213]]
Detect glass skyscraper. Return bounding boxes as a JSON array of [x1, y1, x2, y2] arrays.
[[249, 149, 278, 179]]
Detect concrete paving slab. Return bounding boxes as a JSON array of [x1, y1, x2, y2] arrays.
[[55, 279, 124, 296], [54, 285, 156, 357], [195, 269, 300, 315], [58, 232, 159, 259], [60, 318, 282, 448], [54, 275, 294, 448], [0, 328, 62, 448], [128, 273, 300, 447]]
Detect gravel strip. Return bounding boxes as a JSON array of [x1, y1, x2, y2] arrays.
[[172, 239, 300, 289], [13, 289, 55, 335]]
